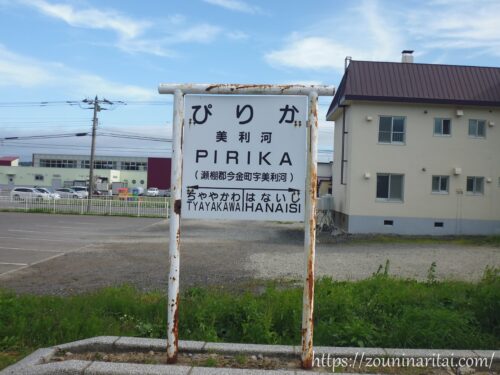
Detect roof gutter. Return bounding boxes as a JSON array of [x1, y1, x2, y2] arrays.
[[326, 96, 348, 121], [342, 95, 500, 108]]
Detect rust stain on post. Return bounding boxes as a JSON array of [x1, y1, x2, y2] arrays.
[[166, 293, 180, 364], [302, 353, 313, 369], [205, 84, 224, 91], [159, 83, 335, 96], [205, 83, 273, 92], [307, 239, 314, 295], [301, 91, 318, 370], [167, 89, 184, 364], [205, 84, 299, 93], [174, 199, 181, 215]]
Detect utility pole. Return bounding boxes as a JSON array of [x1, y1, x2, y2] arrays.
[[88, 96, 99, 211], [81, 96, 119, 212]]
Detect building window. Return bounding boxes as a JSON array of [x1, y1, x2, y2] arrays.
[[34, 174, 44, 181], [132, 180, 137, 184], [378, 116, 405, 144], [122, 161, 147, 171], [466, 176, 484, 195], [376, 173, 404, 201], [95, 160, 116, 169], [140, 180, 145, 185], [81, 160, 116, 169], [40, 159, 77, 168], [468, 119, 486, 138], [434, 118, 451, 136], [432, 175, 449, 194]]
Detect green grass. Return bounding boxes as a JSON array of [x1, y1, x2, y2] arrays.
[[1, 268, 499, 370], [348, 235, 500, 247], [203, 357, 218, 367]]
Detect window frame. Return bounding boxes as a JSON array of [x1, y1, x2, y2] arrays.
[[466, 176, 484, 195], [431, 175, 449, 194], [433, 118, 451, 136], [378, 116, 406, 145], [468, 119, 486, 138], [376, 173, 405, 202]]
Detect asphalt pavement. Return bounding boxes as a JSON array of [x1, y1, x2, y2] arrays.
[[0, 212, 161, 277], [0, 212, 499, 295]]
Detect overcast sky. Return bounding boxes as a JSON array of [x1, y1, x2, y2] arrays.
[[0, 0, 499, 162]]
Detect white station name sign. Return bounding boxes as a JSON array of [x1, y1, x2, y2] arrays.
[[182, 95, 307, 221]]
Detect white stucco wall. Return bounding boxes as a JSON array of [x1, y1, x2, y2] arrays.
[[0, 167, 147, 190], [331, 101, 500, 233]]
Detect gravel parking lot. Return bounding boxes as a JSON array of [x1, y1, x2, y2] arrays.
[[0, 212, 499, 295]]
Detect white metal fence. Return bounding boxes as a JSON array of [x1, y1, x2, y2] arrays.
[[0, 195, 169, 218]]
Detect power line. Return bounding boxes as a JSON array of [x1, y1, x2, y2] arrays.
[[0, 125, 90, 130], [1, 142, 329, 155], [1, 132, 171, 142], [106, 100, 170, 106], [0, 101, 82, 108], [0, 141, 171, 151], [0, 122, 171, 129], [0, 100, 170, 108], [97, 131, 171, 142], [0, 120, 89, 124], [0, 144, 171, 154], [96, 128, 169, 136], [0, 123, 170, 130], [1, 132, 90, 141], [1, 133, 328, 150]]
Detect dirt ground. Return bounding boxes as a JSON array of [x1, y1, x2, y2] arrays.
[[54, 350, 500, 374], [0, 213, 499, 295]]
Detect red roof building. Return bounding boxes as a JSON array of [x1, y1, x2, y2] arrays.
[[0, 156, 19, 166], [147, 157, 171, 189]]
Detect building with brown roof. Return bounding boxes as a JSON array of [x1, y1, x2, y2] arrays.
[[326, 51, 500, 235]]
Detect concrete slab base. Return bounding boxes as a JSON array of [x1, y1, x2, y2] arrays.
[[1, 336, 497, 374]]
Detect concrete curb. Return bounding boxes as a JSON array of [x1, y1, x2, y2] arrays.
[[1, 336, 497, 374]]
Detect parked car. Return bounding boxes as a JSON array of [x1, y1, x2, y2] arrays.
[[132, 187, 144, 196], [71, 186, 89, 198], [55, 188, 86, 199], [10, 187, 52, 201], [35, 187, 61, 200], [146, 187, 159, 197]]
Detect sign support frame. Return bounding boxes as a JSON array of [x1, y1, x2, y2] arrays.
[[166, 89, 184, 363], [159, 84, 335, 369], [301, 91, 319, 368]]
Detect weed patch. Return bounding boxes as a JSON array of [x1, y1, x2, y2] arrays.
[[1, 270, 498, 370], [346, 235, 500, 247]]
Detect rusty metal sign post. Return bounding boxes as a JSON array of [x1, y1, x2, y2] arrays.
[[158, 84, 334, 369]]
